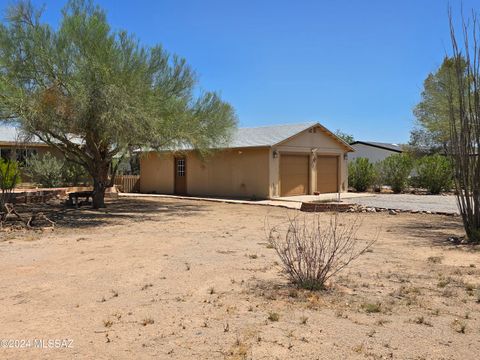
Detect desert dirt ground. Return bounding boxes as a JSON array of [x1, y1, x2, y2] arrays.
[[0, 197, 479, 360]]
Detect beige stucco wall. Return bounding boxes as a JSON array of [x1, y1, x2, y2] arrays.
[[140, 152, 174, 194], [187, 148, 270, 198], [269, 126, 349, 197], [140, 148, 270, 199]]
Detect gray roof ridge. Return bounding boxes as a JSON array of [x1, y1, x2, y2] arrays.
[[237, 121, 317, 130]]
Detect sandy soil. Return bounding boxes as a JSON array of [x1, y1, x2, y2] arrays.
[[0, 197, 479, 359]]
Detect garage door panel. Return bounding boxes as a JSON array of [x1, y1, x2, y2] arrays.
[[317, 156, 338, 193], [280, 155, 309, 196]]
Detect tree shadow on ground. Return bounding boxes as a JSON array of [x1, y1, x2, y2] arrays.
[[13, 197, 208, 229], [391, 215, 480, 251]]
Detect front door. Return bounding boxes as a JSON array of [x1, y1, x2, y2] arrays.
[[174, 157, 187, 194]]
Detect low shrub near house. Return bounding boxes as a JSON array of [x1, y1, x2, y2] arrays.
[[0, 158, 21, 206], [379, 154, 413, 193], [348, 157, 376, 192], [25, 153, 90, 187], [372, 162, 385, 192], [62, 160, 89, 186], [267, 213, 375, 290], [25, 153, 64, 188], [413, 154, 453, 194]]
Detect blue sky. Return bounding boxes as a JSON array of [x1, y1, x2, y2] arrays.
[[2, 0, 478, 143]]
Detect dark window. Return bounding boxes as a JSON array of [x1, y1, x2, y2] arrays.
[[15, 148, 37, 164], [0, 148, 13, 161]]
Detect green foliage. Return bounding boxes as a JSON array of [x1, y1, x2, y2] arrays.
[[25, 153, 90, 187], [0, 158, 20, 205], [372, 162, 384, 192], [379, 154, 413, 193], [25, 153, 64, 187], [0, 0, 236, 208], [334, 129, 354, 144], [0, 158, 20, 190], [62, 160, 89, 186], [413, 155, 453, 194], [348, 158, 376, 192], [411, 56, 467, 151]]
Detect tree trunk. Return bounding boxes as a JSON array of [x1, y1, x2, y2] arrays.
[[91, 161, 110, 209]]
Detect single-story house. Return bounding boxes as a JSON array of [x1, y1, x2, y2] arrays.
[[0, 125, 59, 163], [348, 141, 402, 163], [140, 122, 354, 199]]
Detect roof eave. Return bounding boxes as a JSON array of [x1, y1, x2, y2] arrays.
[[274, 123, 355, 152], [350, 141, 402, 153]]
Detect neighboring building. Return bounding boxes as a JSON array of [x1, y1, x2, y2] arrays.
[[140, 122, 354, 199], [348, 141, 402, 163], [0, 125, 59, 163]]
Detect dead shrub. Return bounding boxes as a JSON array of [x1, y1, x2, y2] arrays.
[[267, 212, 376, 290]]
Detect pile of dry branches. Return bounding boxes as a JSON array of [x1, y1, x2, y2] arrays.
[[0, 203, 55, 231]]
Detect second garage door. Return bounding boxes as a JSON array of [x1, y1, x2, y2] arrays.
[[316, 156, 338, 193], [280, 154, 309, 196]]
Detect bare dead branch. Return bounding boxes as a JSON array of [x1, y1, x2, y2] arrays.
[[266, 212, 377, 290]]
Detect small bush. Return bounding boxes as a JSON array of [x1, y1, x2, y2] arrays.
[[25, 153, 64, 187], [25, 153, 89, 187], [0, 158, 21, 206], [379, 154, 413, 193], [371, 162, 384, 192], [267, 213, 375, 290], [362, 302, 381, 313], [413, 154, 453, 194], [62, 160, 89, 186], [267, 312, 280, 322], [348, 158, 376, 192]]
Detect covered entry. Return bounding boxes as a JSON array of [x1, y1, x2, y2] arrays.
[[280, 154, 309, 196], [316, 155, 338, 193]]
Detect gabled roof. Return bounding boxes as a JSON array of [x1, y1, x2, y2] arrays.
[[167, 122, 353, 151], [229, 122, 317, 148], [2, 122, 353, 151], [231, 122, 353, 151], [350, 141, 403, 153]]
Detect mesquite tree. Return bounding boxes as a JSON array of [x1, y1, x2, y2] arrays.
[[448, 10, 480, 243], [0, 1, 236, 208]]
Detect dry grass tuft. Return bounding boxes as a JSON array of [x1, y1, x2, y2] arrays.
[[427, 256, 443, 264], [141, 317, 154, 326], [267, 312, 280, 322], [437, 277, 452, 288], [452, 319, 466, 334], [413, 315, 432, 326], [141, 283, 153, 291], [362, 302, 381, 314]]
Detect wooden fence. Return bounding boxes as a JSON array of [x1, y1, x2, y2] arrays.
[[114, 175, 140, 193]]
